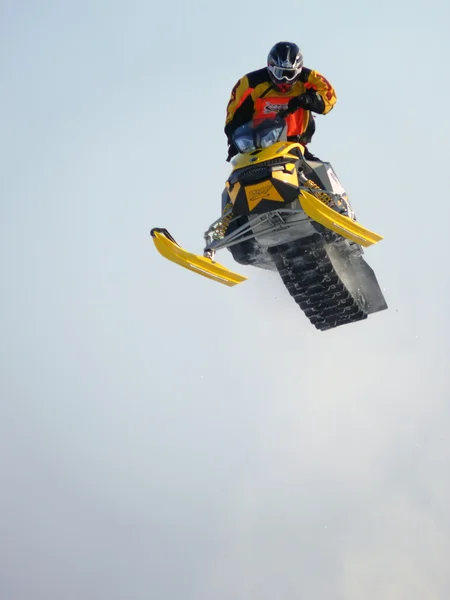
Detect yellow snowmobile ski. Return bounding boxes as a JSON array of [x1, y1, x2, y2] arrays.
[[299, 190, 383, 247], [151, 228, 247, 287]]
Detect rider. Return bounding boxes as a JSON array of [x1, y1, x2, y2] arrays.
[[225, 41, 337, 161]]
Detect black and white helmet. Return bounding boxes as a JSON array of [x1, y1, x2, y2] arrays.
[[267, 41, 304, 91]]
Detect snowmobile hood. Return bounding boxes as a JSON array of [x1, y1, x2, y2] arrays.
[[230, 141, 303, 170]]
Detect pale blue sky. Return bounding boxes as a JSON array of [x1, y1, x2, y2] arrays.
[[1, 1, 450, 599]]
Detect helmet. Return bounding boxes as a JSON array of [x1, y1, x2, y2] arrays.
[[267, 41, 304, 92]]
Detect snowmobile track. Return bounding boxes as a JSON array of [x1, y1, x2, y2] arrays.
[[269, 233, 367, 331]]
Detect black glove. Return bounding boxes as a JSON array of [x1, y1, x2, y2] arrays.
[[278, 93, 322, 118], [287, 93, 316, 112], [278, 93, 314, 118]]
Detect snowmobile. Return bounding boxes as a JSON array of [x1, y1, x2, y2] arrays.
[[151, 113, 387, 331]]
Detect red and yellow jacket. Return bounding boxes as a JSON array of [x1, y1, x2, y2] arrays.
[[225, 67, 337, 144]]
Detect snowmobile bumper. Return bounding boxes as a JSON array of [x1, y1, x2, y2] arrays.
[[151, 228, 247, 287], [300, 191, 383, 247]]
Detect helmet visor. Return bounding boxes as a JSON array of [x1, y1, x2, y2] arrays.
[[268, 64, 302, 82]]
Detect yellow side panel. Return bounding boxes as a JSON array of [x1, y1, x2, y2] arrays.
[[151, 229, 247, 287], [245, 181, 283, 211], [299, 191, 383, 247]]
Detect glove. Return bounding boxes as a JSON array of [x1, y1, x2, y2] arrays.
[[286, 93, 316, 112], [277, 93, 316, 119]]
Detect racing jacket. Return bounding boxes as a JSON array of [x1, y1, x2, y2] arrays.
[[225, 67, 337, 146]]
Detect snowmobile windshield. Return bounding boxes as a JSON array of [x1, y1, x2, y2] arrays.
[[232, 117, 286, 153]]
